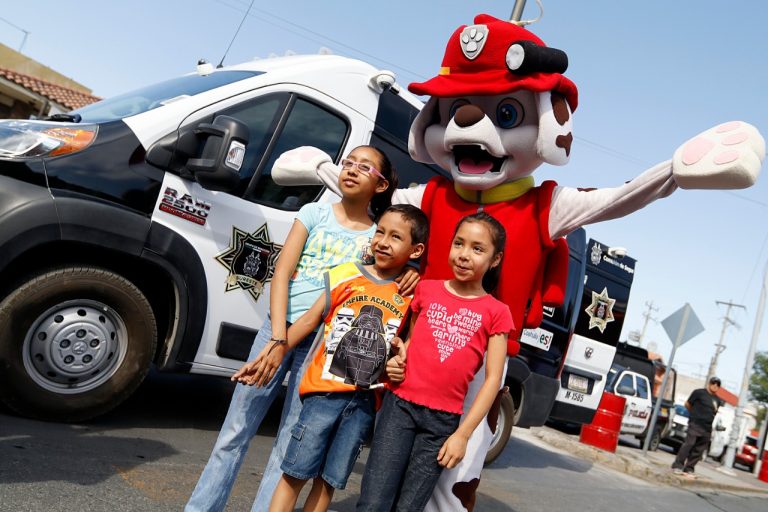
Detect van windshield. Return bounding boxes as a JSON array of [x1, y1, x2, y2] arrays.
[[71, 71, 262, 123]]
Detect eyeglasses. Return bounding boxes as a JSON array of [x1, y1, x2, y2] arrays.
[[340, 158, 386, 180]]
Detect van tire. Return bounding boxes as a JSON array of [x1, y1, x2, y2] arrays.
[[649, 428, 661, 451], [485, 389, 515, 465], [0, 267, 157, 422]]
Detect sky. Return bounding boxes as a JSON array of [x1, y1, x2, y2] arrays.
[[3, 0, 767, 397]]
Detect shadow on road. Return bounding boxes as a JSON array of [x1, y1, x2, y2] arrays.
[[489, 432, 592, 474], [0, 368, 286, 488], [0, 415, 177, 486], [98, 368, 284, 435], [325, 491, 520, 512], [0, 368, 284, 433]]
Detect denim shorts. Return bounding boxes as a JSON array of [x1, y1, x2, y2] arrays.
[[281, 391, 375, 489]]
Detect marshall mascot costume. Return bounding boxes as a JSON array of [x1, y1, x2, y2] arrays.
[[273, 14, 764, 511]]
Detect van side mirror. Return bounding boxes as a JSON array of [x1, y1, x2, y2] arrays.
[[146, 115, 249, 192], [185, 116, 249, 191], [616, 385, 635, 396], [715, 424, 727, 431]]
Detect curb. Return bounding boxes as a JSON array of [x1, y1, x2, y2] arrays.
[[529, 427, 768, 494]]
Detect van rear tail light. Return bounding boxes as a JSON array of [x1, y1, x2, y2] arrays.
[[0, 121, 97, 159]]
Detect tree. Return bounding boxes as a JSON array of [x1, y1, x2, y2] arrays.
[[749, 351, 768, 403]]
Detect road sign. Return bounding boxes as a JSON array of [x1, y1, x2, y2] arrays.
[[661, 303, 704, 347]]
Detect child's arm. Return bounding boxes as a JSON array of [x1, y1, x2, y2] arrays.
[[437, 332, 507, 469], [233, 294, 325, 387], [394, 266, 420, 297], [385, 311, 418, 382], [269, 219, 310, 344]]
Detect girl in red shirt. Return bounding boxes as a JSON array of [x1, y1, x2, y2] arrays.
[[357, 212, 513, 512]]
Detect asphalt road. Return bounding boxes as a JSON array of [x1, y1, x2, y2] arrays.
[[1, 370, 766, 512]]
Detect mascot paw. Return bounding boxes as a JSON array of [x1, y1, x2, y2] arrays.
[[672, 121, 765, 189], [271, 146, 332, 186]]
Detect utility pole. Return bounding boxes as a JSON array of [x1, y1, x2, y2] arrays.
[[638, 300, 659, 347], [722, 262, 767, 471], [706, 300, 745, 384]]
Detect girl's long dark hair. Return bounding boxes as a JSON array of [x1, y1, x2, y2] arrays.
[[360, 145, 398, 221], [453, 212, 507, 293]]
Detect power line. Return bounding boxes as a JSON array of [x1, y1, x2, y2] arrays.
[[0, 16, 30, 52], [574, 136, 655, 167], [212, 0, 428, 82]]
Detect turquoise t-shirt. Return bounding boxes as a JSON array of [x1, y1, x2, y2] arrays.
[[285, 202, 375, 323]]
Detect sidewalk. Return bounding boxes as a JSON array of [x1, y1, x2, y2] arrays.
[[529, 425, 768, 494]]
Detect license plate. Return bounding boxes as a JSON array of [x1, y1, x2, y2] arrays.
[[568, 373, 589, 393], [519, 327, 554, 351], [564, 390, 585, 402]]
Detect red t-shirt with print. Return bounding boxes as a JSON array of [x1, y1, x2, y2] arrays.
[[391, 280, 514, 414]]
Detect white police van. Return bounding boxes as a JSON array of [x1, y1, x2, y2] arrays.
[[0, 54, 620, 443], [0, 55, 444, 421]]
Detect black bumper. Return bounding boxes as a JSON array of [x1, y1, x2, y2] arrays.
[[506, 357, 560, 428]]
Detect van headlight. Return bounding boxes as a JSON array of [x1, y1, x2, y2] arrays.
[[0, 120, 97, 159]]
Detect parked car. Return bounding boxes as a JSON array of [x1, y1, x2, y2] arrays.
[[612, 343, 677, 451], [662, 403, 690, 452], [735, 432, 761, 471], [604, 363, 653, 436], [707, 407, 735, 462], [0, 55, 446, 422]]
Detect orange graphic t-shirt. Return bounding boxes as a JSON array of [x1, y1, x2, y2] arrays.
[[299, 262, 411, 396]]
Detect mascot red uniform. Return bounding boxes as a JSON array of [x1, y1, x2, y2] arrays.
[[273, 14, 764, 511]]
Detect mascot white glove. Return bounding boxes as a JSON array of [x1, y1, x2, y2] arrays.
[[271, 146, 333, 186], [672, 121, 765, 189]]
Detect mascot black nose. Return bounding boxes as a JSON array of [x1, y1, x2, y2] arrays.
[[454, 104, 486, 128]]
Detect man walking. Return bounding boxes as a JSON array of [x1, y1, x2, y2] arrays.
[[671, 376, 722, 477]]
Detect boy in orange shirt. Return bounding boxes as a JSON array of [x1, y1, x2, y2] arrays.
[[234, 204, 428, 512]]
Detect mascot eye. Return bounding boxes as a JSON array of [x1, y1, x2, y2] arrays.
[[448, 99, 470, 119], [496, 99, 524, 129]]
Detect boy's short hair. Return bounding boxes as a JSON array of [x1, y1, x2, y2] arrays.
[[381, 204, 429, 245]]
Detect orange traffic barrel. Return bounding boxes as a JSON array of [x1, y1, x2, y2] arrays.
[[758, 449, 768, 483], [579, 392, 626, 453]]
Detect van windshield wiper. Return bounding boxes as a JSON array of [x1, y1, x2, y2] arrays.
[[45, 113, 82, 123]]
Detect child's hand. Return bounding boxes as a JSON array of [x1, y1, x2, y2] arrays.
[[385, 337, 407, 382], [231, 341, 287, 387], [231, 357, 262, 383], [394, 267, 420, 297], [437, 432, 469, 469]]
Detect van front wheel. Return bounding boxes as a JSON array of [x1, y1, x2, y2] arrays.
[[485, 388, 515, 465], [0, 267, 157, 422]]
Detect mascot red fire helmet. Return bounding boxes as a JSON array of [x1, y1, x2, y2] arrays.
[[409, 13, 578, 111]]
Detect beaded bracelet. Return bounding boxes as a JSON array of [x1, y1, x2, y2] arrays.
[[267, 338, 287, 355]]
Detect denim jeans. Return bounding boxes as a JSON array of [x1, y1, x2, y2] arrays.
[[282, 391, 375, 489], [672, 422, 711, 473], [185, 317, 315, 512], [357, 392, 460, 512]]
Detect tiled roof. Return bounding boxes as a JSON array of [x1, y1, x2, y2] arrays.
[[0, 67, 100, 110], [715, 387, 738, 407]]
